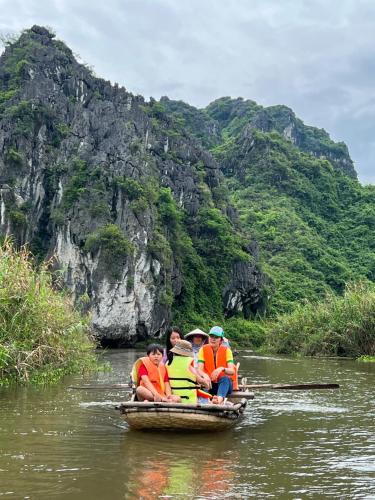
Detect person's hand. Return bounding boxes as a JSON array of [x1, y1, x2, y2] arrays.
[[210, 367, 224, 382], [202, 379, 211, 390], [201, 373, 212, 389]]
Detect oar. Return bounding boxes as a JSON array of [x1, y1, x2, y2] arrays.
[[69, 384, 132, 390], [238, 383, 339, 390], [68, 382, 340, 392]]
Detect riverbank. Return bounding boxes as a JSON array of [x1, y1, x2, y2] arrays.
[[0, 241, 98, 385]]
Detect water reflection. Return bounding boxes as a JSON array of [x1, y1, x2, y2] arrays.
[[121, 432, 237, 499]]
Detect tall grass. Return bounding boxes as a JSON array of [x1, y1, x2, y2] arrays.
[[265, 282, 375, 357], [0, 240, 97, 384]]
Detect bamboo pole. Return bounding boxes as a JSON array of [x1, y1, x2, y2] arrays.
[[238, 383, 339, 390], [69, 384, 131, 390], [69, 382, 339, 391]]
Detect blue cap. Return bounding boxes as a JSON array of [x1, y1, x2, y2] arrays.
[[209, 326, 224, 338]]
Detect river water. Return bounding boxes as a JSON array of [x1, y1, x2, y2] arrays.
[[0, 350, 374, 499]]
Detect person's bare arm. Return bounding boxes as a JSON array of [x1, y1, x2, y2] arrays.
[[164, 381, 172, 397], [190, 365, 211, 389], [223, 364, 235, 376], [197, 361, 205, 373], [210, 365, 235, 381]]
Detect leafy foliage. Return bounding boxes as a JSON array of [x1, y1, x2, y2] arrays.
[[84, 224, 134, 279], [0, 240, 98, 385], [265, 282, 375, 357], [115, 177, 145, 200]]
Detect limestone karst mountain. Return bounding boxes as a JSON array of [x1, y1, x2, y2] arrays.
[[0, 26, 265, 343], [1, 26, 374, 344]]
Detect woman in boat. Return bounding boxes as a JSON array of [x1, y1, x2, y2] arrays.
[[135, 344, 181, 403], [184, 328, 209, 367], [162, 326, 182, 364], [197, 326, 237, 405], [166, 340, 211, 404]]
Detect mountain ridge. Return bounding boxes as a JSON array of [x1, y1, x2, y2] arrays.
[[0, 26, 373, 343]]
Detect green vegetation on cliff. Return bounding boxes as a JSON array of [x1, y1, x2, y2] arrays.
[[222, 135, 374, 314], [150, 187, 250, 325], [0, 241, 98, 385], [164, 96, 374, 317]]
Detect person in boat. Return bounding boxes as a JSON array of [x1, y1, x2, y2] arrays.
[[162, 326, 182, 364], [184, 328, 209, 367], [135, 344, 181, 403], [197, 326, 237, 405], [166, 339, 211, 404]]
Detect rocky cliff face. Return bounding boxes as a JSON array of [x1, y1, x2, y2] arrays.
[[163, 96, 357, 179], [0, 26, 266, 343]]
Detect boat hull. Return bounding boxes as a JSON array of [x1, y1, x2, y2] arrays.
[[119, 399, 247, 432]]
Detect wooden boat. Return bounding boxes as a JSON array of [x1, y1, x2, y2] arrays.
[[118, 398, 248, 431]]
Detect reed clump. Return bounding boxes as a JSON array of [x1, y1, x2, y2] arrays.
[[0, 240, 97, 385], [266, 282, 375, 357]]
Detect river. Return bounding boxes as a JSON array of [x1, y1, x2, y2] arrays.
[[0, 350, 374, 499]]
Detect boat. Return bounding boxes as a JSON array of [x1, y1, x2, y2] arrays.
[[118, 397, 249, 431]]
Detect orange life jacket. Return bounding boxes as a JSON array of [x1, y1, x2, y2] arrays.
[[138, 356, 167, 396], [201, 344, 239, 390]]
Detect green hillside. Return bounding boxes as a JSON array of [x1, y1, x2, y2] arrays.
[[162, 97, 375, 317]]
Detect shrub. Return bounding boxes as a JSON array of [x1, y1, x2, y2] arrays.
[[115, 177, 144, 200], [265, 282, 375, 357], [222, 317, 267, 348], [55, 122, 71, 137], [0, 240, 97, 385], [0, 89, 17, 106], [4, 100, 35, 134], [88, 200, 109, 218], [61, 158, 89, 208], [130, 197, 148, 216], [148, 230, 172, 269], [8, 208, 27, 228], [5, 147, 24, 166], [84, 224, 134, 279], [50, 208, 65, 226], [157, 187, 181, 232], [129, 140, 142, 154]]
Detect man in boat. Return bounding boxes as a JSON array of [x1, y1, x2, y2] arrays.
[[135, 344, 181, 403], [167, 339, 211, 404], [197, 326, 237, 404]]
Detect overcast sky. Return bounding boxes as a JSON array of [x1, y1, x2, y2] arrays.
[[1, 0, 374, 184]]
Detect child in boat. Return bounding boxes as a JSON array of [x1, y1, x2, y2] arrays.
[[162, 326, 182, 364], [135, 344, 181, 403], [184, 328, 209, 367], [166, 340, 211, 404]]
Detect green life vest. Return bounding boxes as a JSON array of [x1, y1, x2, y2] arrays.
[[167, 356, 198, 404]]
